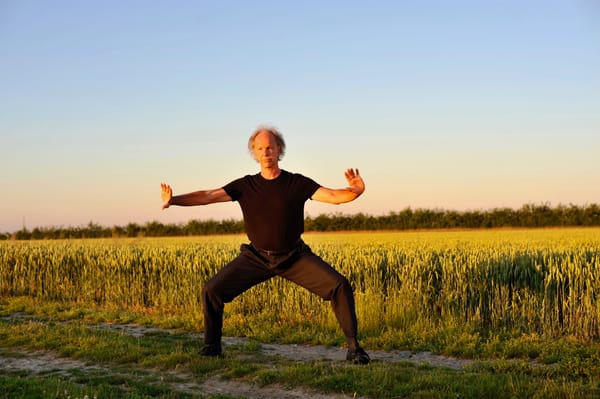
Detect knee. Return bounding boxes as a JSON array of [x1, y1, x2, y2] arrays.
[[330, 274, 353, 297], [202, 278, 220, 301], [338, 275, 353, 292], [203, 275, 238, 306]]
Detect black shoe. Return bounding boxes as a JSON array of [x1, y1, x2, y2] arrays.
[[200, 344, 223, 358], [346, 347, 370, 365]]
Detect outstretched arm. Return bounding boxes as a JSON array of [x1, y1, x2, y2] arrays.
[[311, 168, 365, 205], [160, 183, 232, 209]]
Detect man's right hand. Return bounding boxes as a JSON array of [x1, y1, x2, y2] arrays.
[[160, 183, 173, 209]]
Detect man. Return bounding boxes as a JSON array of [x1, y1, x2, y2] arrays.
[[160, 126, 370, 364]]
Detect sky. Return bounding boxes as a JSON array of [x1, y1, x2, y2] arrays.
[[1, 0, 599, 233]]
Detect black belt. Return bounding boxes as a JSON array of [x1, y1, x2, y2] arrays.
[[252, 240, 302, 257]]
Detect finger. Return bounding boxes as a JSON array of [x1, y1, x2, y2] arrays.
[[346, 169, 358, 179]]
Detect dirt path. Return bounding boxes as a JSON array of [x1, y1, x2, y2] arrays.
[[0, 318, 476, 399], [95, 322, 475, 370]]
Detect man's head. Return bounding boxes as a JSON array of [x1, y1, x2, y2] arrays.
[[248, 125, 286, 163]]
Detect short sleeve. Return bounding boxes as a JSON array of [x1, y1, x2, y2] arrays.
[[222, 177, 246, 201]]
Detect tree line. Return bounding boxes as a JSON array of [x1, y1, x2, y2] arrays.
[[3, 203, 600, 240]]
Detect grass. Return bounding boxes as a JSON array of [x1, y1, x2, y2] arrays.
[[1, 299, 599, 398], [0, 371, 205, 399]]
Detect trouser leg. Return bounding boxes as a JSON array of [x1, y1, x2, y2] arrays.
[[279, 249, 359, 342], [202, 249, 274, 346]]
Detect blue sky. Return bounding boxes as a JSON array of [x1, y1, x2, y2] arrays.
[[1, 0, 599, 232]]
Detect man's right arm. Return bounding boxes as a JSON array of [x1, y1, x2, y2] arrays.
[[161, 183, 232, 209]]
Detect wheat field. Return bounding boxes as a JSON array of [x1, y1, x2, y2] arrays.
[[2, 228, 599, 342]]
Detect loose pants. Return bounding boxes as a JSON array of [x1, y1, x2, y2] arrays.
[[201, 241, 358, 347]]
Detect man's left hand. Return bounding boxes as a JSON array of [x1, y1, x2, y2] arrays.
[[344, 168, 365, 195]]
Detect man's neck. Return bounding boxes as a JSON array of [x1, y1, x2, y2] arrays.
[[260, 165, 282, 180]]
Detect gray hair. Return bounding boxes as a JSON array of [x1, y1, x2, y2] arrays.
[[248, 125, 286, 160]]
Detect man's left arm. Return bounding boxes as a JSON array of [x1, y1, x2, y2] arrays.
[[311, 168, 365, 205]]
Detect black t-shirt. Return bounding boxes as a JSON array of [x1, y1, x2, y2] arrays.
[[223, 170, 321, 251]]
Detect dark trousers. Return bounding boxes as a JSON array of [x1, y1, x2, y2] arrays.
[[202, 241, 358, 347]]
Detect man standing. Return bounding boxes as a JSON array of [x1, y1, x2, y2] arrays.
[[160, 126, 370, 364]]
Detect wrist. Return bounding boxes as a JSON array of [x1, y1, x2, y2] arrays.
[[348, 186, 363, 196], [163, 196, 174, 208]]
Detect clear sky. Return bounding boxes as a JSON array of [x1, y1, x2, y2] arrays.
[[1, 0, 599, 233]]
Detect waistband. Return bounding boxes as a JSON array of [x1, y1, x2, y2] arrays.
[[251, 240, 302, 257]]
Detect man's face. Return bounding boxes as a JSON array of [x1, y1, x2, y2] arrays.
[[252, 131, 280, 167]]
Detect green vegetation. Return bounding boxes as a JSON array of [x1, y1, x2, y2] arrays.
[[0, 370, 204, 399], [1, 229, 599, 397], [3, 203, 600, 239], [0, 311, 599, 398]]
